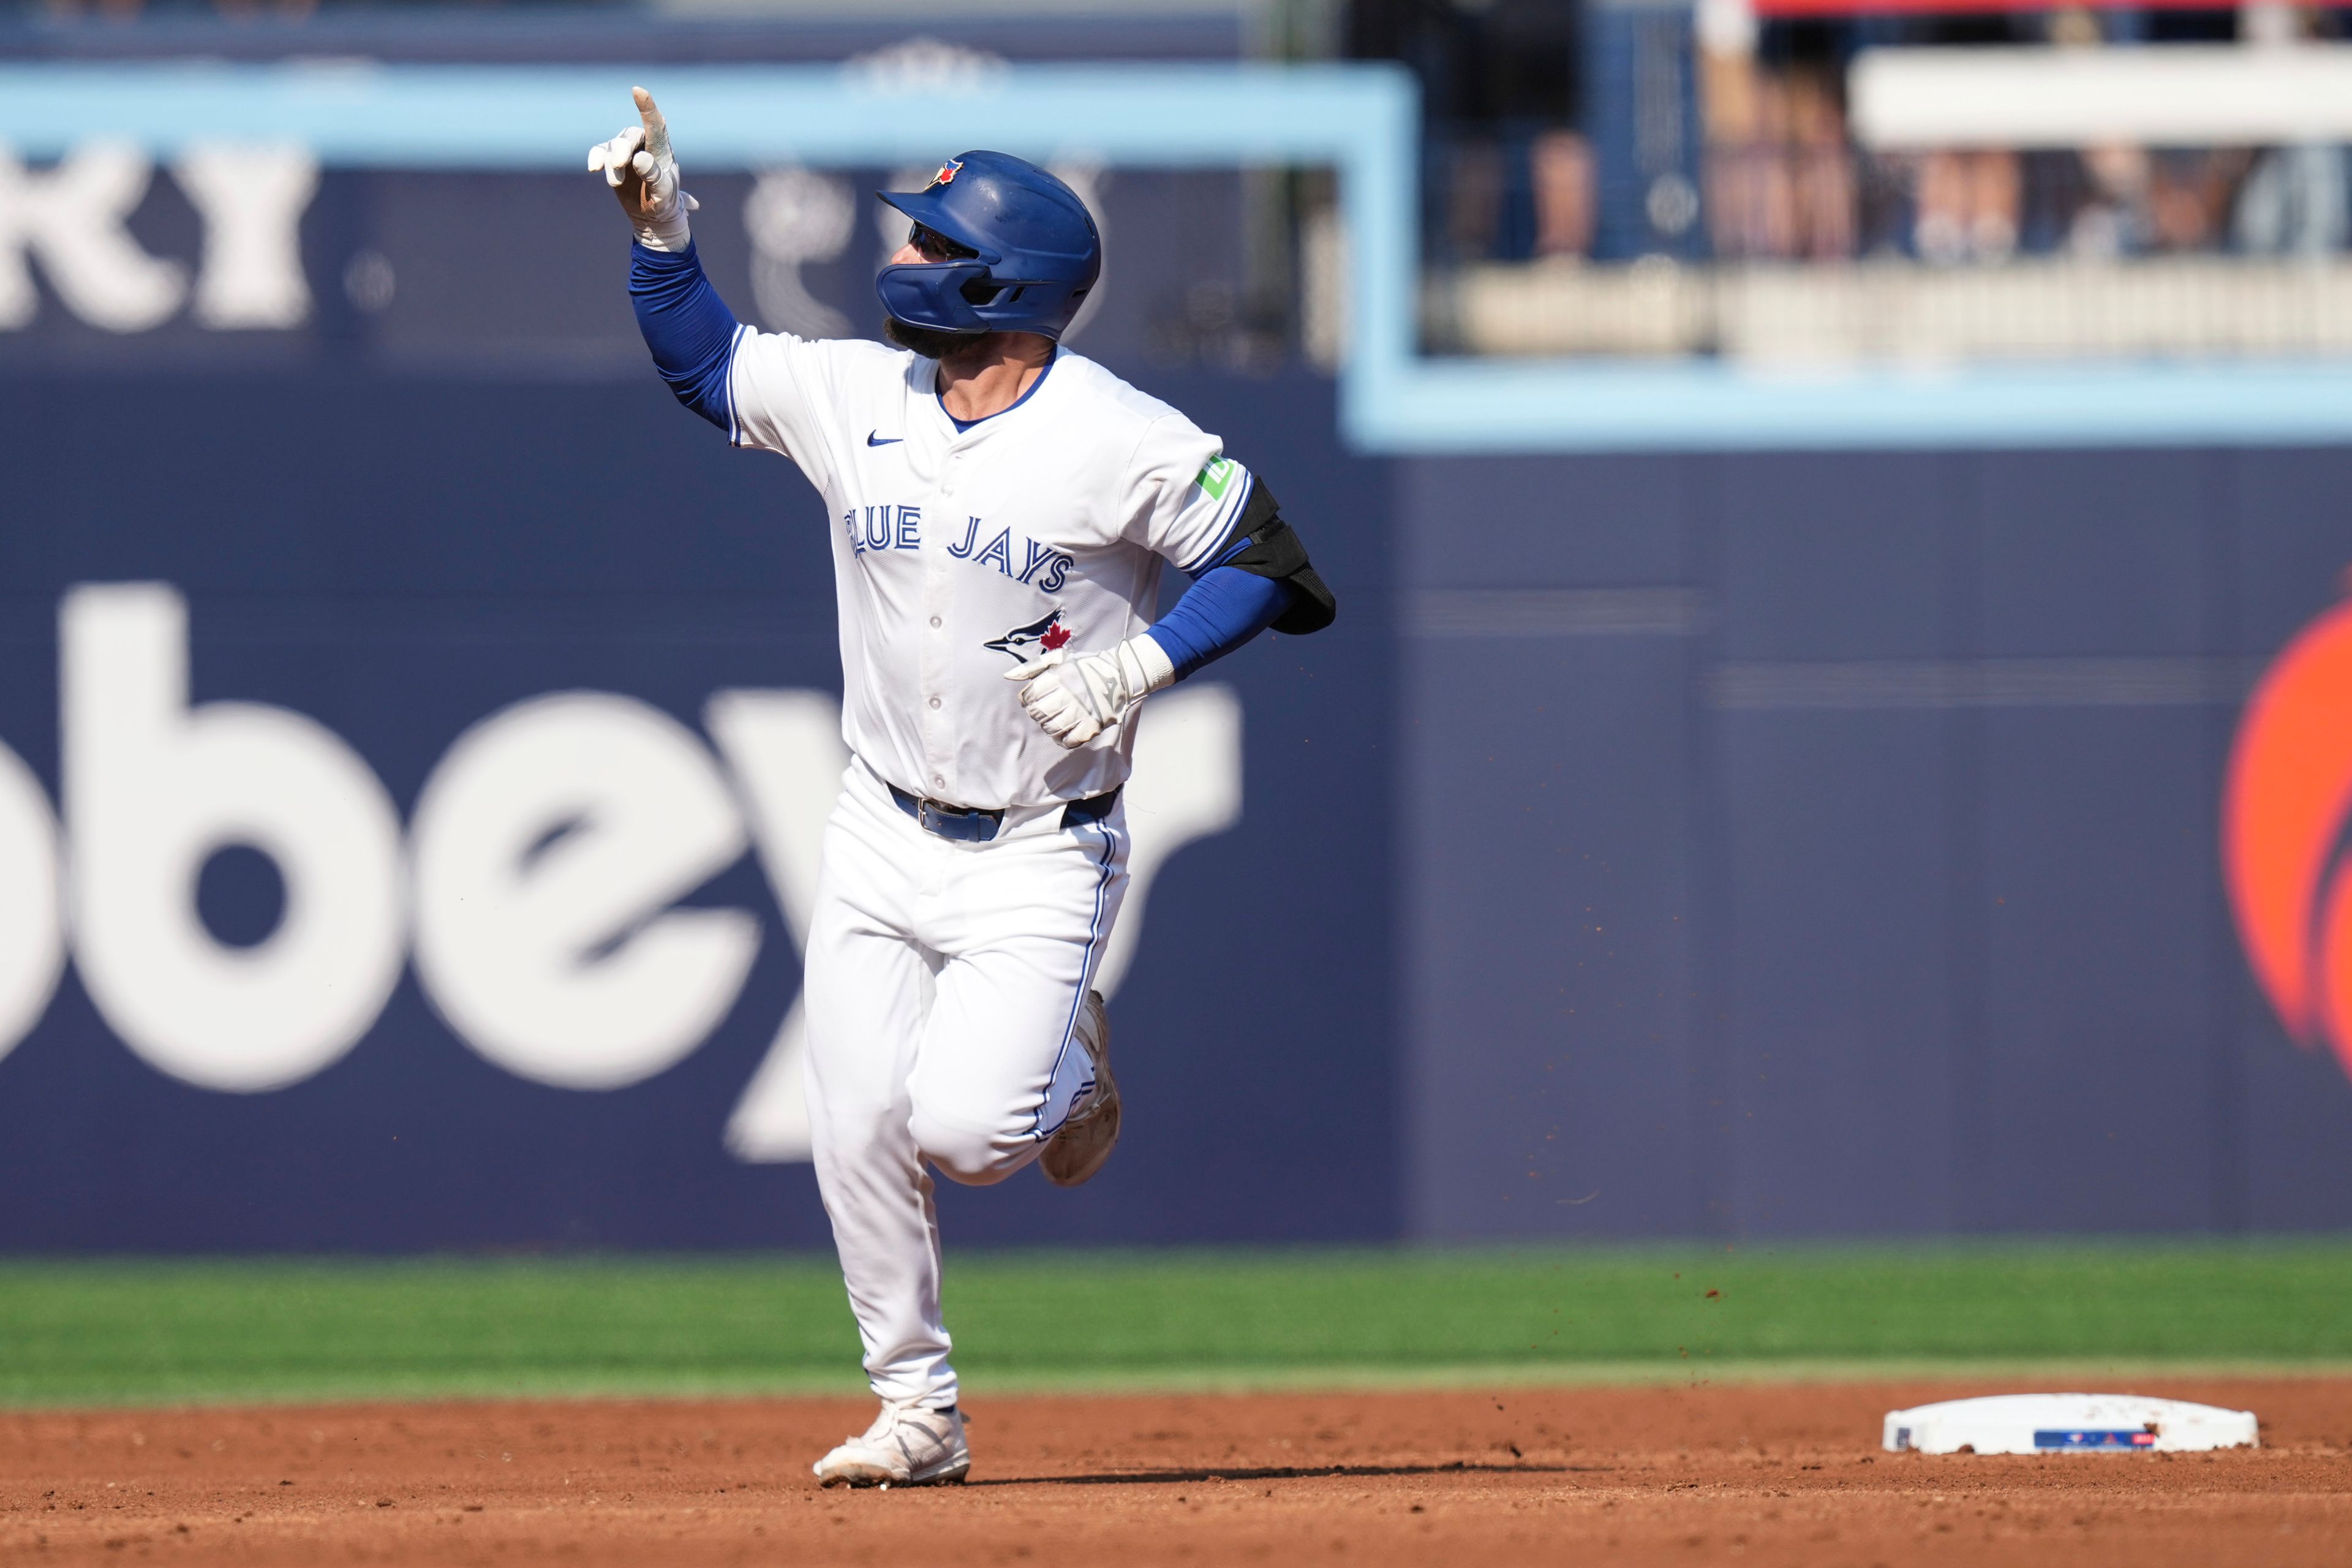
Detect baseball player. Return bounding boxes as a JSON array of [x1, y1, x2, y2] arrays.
[[590, 91, 1335, 1487]]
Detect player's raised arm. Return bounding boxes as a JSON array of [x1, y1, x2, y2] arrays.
[[589, 88, 741, 432]]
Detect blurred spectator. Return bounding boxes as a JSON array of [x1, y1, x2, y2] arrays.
[[2236, 145, 2350, 257], [1352, 0, 1584, 263], [1890, 1, 2258, 265], [1894, 7, 2029, 264], [1785, 66, 1854, 259], [1701, 1, 1853, 263], [1915, 149, 2017, 263], [2149, 148, 2253, 250], [2069, 143, 2149, 257], [1698, 7, 1779, 258], [2234, 1, 2348, 258], [2063, 146, 2250, 258], [1529, 130, 1593, 258]]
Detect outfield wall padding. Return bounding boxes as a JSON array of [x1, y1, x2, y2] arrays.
[[4, 361, 2350, 1245]]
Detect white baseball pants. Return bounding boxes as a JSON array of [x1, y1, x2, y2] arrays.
[[802, 756, 1129, 1410]]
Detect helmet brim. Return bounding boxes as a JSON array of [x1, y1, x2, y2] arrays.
[[876, 190, 1003, 265]]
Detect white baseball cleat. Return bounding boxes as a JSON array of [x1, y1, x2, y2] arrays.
[[1040, 989, 1119, 1188], [812, 1401, 970, 1488]]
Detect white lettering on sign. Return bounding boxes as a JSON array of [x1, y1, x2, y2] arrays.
[[410, 692, 761, 1092], [0, 141, 187, 332], [18, 582, 1242, 1160], [0, 140, 320, 333], [173, 143, 320, 330], [62, 584, 407, 1092]]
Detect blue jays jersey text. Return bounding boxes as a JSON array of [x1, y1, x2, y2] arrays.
[[841, 503, 1076, 594]]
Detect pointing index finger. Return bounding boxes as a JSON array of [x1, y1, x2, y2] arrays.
[[631, 86, 671, 160]]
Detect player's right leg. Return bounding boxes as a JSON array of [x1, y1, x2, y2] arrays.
[[801, 765, 969, 1476]]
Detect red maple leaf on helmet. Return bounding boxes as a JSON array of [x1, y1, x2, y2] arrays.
[[1041, 622, 1072, 651]]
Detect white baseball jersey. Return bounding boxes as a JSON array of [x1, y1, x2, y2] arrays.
[[724, 330, 1256, 809]]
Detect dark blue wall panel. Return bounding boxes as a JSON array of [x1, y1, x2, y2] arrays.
[[1397, 443, 2352, 1240], [1974, 451, 2217, 657], [1973, 709, 2226, 1232], [1717, 452, 1958, 663], [1403, 635, 1706, 1238], [1720, 709, 1960, 1235], [1399, 454, 1698, 588]]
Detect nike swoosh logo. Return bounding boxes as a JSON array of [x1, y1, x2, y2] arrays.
[[867, 432, 903, 447]]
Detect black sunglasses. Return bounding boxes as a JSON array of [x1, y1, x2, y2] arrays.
[[909, 224, 981, 263]]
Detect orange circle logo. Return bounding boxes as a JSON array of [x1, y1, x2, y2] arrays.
[[2224, 585, 2352, 1077]]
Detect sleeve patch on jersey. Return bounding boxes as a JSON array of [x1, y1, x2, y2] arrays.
[[1180, 470, 1253, 574], [1194, 456, 1239, 502]]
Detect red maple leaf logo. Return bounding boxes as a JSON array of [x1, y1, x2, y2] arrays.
[[1041, 621, 1072, 652]]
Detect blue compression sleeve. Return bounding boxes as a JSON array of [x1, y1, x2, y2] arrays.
[[1143, 565, 1295, 681], [629, 242, 739, 432]]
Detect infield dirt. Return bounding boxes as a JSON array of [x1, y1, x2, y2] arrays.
[[1, 1378, 2344, 1566]]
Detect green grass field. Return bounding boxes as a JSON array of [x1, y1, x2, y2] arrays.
[[1, 1243, 2346, 1408]]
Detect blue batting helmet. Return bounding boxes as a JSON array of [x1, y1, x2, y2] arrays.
[[875, 151, 1101, 341]]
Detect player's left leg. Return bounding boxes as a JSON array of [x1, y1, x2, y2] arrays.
[[904, 805, 1131, 1189]]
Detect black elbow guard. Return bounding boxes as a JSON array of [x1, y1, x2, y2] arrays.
[[1215, 480, 1336, 636]]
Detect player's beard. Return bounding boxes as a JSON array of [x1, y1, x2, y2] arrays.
[[884, 316, 990, 362]]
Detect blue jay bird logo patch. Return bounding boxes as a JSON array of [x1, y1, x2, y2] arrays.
[[986, 609, 1072, 663]]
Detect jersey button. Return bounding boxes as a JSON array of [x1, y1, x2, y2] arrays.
[[928, 696, 941, 709], [933, 774, 946, 789], [929, 616, 942, 629]]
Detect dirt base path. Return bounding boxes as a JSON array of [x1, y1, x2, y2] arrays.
[[2, 1378, 2345, 1566]]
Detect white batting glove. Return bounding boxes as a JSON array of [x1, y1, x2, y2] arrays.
[[1005, 636, 1177, 749], [587, 86, 699, 251]]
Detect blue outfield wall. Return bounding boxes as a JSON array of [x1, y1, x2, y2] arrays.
[[1400, 446, 2352, 1240], [7, 358, 2352, 1246]]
